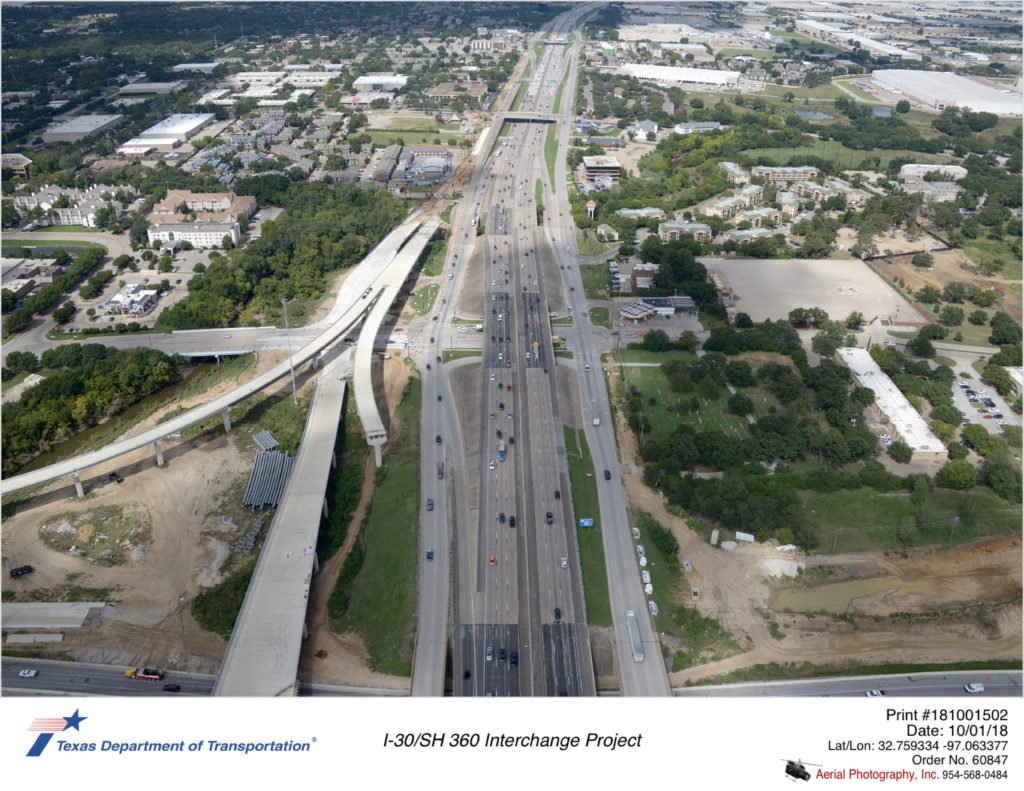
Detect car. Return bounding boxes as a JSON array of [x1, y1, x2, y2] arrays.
[[426, 498, 434, 511], [175, 279, 182, 284], [426, 363, 431, 371], [488, 554, 496, 567], [560, 556, 568, 569], [18, 669, 37, 678], [490, 373, 496, 381], [553, 607, 562, 621], [497, 429, 503, 439], [499, 648, 507, 662], [993, 413, 1004, 419], [510, 651, 519, 666], [437, 395, 442, 402], [435, 435, 442, 445], [486, 646, 493, 661], [499, 402, 505, 411], [162, 684, 181, 693], [554, 489, 560, 500], [865, 689, 886, 697], [508, 436, 514, 444], [426, 548, 434, 561], [509, 515, 516, 528], [603, 470, 611, 480], [648, 601, 659, 616], [490, 413, 495, 420], [10, 564, 34, 578], [488, 459, 496, 470], [964, 683, 985, 694], [983, 414, 994, 419], [499, 512, 506, 524], [545, 511, 554, 524]]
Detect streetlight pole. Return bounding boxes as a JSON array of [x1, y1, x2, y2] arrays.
[[282, 298, 297, 405]]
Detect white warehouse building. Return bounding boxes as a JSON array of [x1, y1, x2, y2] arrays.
[[620, 64, 740, 88], [148, 221, 240, 249], [872, 70, 1023, 117], [139, 113, 216, 142]]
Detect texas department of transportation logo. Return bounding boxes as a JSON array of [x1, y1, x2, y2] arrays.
[[26, 709, 87, 757]]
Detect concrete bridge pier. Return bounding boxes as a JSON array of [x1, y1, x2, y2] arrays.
[[367, 435, 387, 467], [72, 471, 85, 498], [302, 622, 309, 639], [222, 409, 232, 432], [153, 439, 165, 466], [322, 497, 329, 520], [312, 553, 320, 575], [331, 450, 337, 469]]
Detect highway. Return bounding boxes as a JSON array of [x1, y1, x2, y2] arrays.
[[0, 214, 428, 499]]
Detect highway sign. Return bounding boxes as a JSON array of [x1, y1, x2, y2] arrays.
[[579, 518, 594, 527]]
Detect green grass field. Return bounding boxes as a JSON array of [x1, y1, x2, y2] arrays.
[[442, 349, 482, 363], [376, 116, 442, 131], [589, 306, 611, 328], [718, 47, 784, 59], [564, 426, 612, 627], [962, 236, 1022, 282], [832, 78, 883, 103], [331, 377, 421, 675], [580, 262, 610, 299], [577, 229, 611, 256], [411, 283, 438, 315], [616, 349, 697, 365], [350, 130, 471, 147], [803, 487, 1022, 554], [421, 240, 446, 277], [551, 314, 574, 326], [761, 82, 846, 101], [511, 82, 527, 112], [742, 138, 951, 170], [2, 237, 107, 252]]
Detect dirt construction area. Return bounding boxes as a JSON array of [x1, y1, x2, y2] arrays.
[[609, 373, 1021, 684], [701, 256, 926, 324]]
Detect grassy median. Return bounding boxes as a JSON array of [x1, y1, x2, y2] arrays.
[[563, 426, 612, 627]]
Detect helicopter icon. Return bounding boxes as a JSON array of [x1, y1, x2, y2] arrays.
[[782, 758, 822, 781]]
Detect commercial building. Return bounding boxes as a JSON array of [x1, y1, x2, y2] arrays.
[[595, 223, 619, 241], [139, 113, 216, 142], [632, 119, 658, 138], [1, 257, 61, 297], [14, 184, 134, 228], [619, 301, 658, 323], [899, 164, 968, 203], [41, 114, 124, 144], [673, 121, 723, 135], [834, 347, 946, 461], [147, 221, 241, 249], [796, 20, 922, 61], [719, 161, 749, 184], [118, 81, 186, 95], [658, 221, 711, 242], [101, 283, 159, 316], [721, 227, 774, 244], [352, 73, 408, 92], [632, 262, 660, 290], [872, 70, 1022, 116], [173, 62, 218, 74], [581, 155, 621, 184], [620, 64, 740, 88], [117, 137, 180, 156], [1, 153, 32, 178], [751, 165, 819, 183], [641, 295, 695, 314]]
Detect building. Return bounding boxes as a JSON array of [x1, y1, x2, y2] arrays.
[[641, 295, 695, 314], [631, 262, 660, 290], [147, 221, 241, 249], [426, 82, 488, 100], [673, 121, 723, 135], [1, 257, 61, 297], [620, 63, 740, 88], [721, 227, 774, 244], [872, 69, 1022, 116], [778, 191, 799, 217], [41, 114, 124, 143], [796, 20, 922, 61], [1, 153, 32, 178], [822, 178, 867, 208], [737, 184, 764, 206], [139, 113, 216, 143], [582, 155, 621, 184], [751, 165, 819, 183], [619, 301, 658, 323], [352, 73, 408, 92], [705, 195, 743, 219], [632, 119, 658, 139], [101, 283, 159, 316], [900, 164, 968, 181], [172, 62, 218, 74], [659, 221, 711, 242], [117, 137, 181, 155], [586, 135, 625, 148], [834, 347, 946, 460], [148, 190, 257, 223], [118, 81, 186, 95], [595, 223, 619, 241], [14, 184, 134, 228], [616, 207, 665, 220], [736, 207, 781, 228], [719, 161, 749, 184]]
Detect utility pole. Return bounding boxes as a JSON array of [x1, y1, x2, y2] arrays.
[[282, 298, 298, 404]]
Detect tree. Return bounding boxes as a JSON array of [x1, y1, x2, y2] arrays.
[[3, 307, 32, 335], [938, 305, 964, 327], [735, 312, 753, 328], [52, 300, 76, 324], [727, 392, 754, 416], [1, 289, 15, 314], [911, 251, 934, 268], [845, 311, 865, 330], [641, 328, 672, 352], [936, 460, 976, 490], [895, 99, 911, 113], [916, 285, 941, 304], [906, 334, 935, 358], [888, 441, 912, 463], [968, 309, 988, 325]]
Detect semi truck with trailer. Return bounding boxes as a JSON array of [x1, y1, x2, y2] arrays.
[[625, 610, 644, 663], [498, 440, 506, 462], [124, 667, 164, 681]]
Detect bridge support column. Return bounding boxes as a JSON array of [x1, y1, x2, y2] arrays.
[[368, 436, 386, 468], [222, 409, 232, 432], [322, 497, 329, 520], [312, 553, 320, 575], [153, 439, 165, 466], [72, 471, 85, 498], [331, 450, 337, 469], [303, 622, 309, 639]]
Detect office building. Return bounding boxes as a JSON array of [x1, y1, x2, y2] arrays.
[[581, 155, 621, 183], [147, 221, 241, 249], [41, 114, 124, 143]]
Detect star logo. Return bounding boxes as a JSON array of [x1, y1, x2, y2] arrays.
[[26, 709, 87, 757]]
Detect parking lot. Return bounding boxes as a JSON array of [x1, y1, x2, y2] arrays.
[[700, 257, 923, 324]]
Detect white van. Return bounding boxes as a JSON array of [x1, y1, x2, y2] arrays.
[[964, 683, 985, 694]]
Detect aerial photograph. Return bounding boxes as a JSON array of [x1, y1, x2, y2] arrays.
[[0, 0, 1021, 702]]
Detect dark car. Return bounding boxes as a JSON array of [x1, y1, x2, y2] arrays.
[[162, 684, 181, 693], [510, 652, 519, 666], [437, 395, 442, 402], [9, 565, 34, 579], [603, 470, 611, 481], [545, 512, 554, 524], [554, 607, 562, 621], [499, 648, 507, 662], [508, 436, 514, 445], [554, 490, 560, 500], [435, 435, 442, 445], [499, 512, 506, 524], [509, 515, 516, 528]]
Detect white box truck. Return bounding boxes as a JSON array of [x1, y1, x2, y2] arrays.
[[625, 609, 644, 663]]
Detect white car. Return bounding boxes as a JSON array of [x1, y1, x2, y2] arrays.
[[488, 460, 496, 470], [865, 689, 886, 697], [560, 557, 568, 569], [18, 669, 37, 678]]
